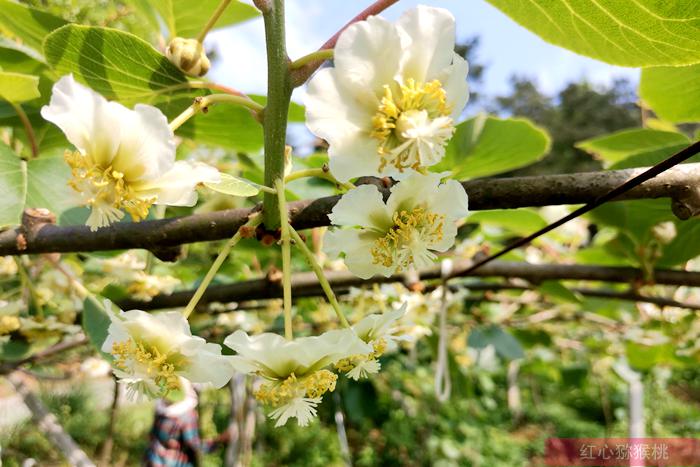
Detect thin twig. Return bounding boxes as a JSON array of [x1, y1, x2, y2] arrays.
[[9, 102, 38, 158], [457, 141, 700, 278], [290, 0, 400, 87], [117, 261, 700, 311]]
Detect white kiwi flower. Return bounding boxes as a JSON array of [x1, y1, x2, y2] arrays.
[[41, 75, 219, 231], [225, 329, 371, 427], [305, 5, 468, 182], [102, 306, 233, 399], [324, 172, 468, 279], [335, 305, 407, 380]]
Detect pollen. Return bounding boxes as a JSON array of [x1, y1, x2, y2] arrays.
[[335, 338, 388, 375], [370, 207, 445, 270], [370, 79, 454, 172], [254, 370, 338, 407], [0, 316, 20, 335], [111, 338, 180, 396], [65, 151, 155, 227]]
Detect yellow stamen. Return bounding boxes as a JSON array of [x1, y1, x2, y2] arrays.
[[64, 151, 155, 223], [370, 207, 445, 270], [0, 316, 20, 335], [335, 337, 389, 374], [111, 338, 180, 395], [370, 79, 453, 172], [254, 370, 338, 407]]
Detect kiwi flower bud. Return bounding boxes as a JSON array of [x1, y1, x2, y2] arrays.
[[165, 37, 211, 77]]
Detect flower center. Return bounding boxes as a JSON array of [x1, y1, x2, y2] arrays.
[[370, 207, 445, 270], [335, 338, 388, 372], [65, 151, 155, 228], [0, 316, 20, 335], [111, 338, 180, 395], [253, 370, 337, 407], [371, 79, 454, 172]]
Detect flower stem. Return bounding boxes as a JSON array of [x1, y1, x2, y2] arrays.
[[275, 178, 294, 340], [290, 0, 399, 87], [9, 102, 38, 159], [169, 94, 264, 131], [196, 0, 232, 43], [288, 225, 350, 328], [182, 214, 262, 319], [289, 49, 334, 70], [15, 258, 43, 318], [260, 0, 292, 229], [285, 167, 354, 191]]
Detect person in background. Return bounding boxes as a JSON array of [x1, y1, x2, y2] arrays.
[[144, 379, 229, 467]]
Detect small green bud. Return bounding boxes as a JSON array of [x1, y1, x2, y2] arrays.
[[165, 37, 211, 77]]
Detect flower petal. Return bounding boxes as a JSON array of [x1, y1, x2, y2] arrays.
[[328, 184, 390, 230], [438, 53, 470, 119], [333, 15, 403, 105], [327, 132, 382, 182], [324, 228, 391, 279], [428, 178, 469, 220], [224, 329, 371, 379], [132, 161, 220, 206], [386, 172, 443, 213], [352, 305, 407, 342], [40, 75, 123, 167], [397, 6, 457, 82], [110, 104, 176, 182], [305, 67, 374, 143], [180, 340, 233, 388]]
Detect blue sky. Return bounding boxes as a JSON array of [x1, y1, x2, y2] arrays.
[[208, 0, 639, 108]]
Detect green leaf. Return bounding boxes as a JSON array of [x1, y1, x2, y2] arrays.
[[626, 341, 677, 372], [485, 0, 700, 67], [538, 280, 583, 304], [82, 297, 112, 359], [468, 325, 524, 360], [172, 100, 263, 152], [44, 24, 189, 105], [577, 128, 689, 166], [0, 339, 32, 362], [0, 143, 25, 226], [658, 220, 700, 267], [25, 155, 79, 221], [0, 0, 67, 54], [640, 64, 700, 123], [468, 208, 546, 236], [204, 173, 260, 197], [0, 38, 47, 72], [589, 199, 676, 244], [154, 0, 259, 38], [0, 142, 78, 227], [0, 71, 40, 102], [608, 143, 693, 170], [435, 115, 550, 179]]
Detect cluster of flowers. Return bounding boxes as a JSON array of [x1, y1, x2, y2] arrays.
[[103, 303, 405, 426], [92, 252, 180, 302], [308, 6, 470, 277], [33, 5, 471, 426]]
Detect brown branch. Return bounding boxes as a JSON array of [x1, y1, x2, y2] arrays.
[[290, 0, 400, 87], [117, 260, 700, 311], [458, 140, 700, 279], [7, 372, 96, 467], [0, 336, 88, 375], [2, 163, 700, 257]]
